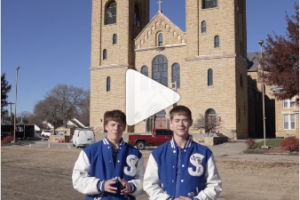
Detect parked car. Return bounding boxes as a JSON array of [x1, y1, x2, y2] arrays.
[[41, 130, 51, 137], [72, 128, 95, 148], [128, 129, 173, 150]]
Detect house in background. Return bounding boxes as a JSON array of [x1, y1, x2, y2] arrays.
[[271, 87, 299, 138], [41, 121, 54, 130], [1, 120, 12, 125], [66, 118, 88, 129], [34, 124, 41, 132], [55, 118, 88, 136]]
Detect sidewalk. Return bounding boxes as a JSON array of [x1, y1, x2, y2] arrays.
[[209, 140, 247, 157], [210, 140, 299, 163]]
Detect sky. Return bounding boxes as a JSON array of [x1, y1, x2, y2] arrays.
[[1, 0, 298, 115]]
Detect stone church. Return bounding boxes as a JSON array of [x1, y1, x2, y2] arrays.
[[90, 0, 248, 139]]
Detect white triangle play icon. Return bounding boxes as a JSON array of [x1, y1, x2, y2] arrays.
[[126, 69, 180, 126]]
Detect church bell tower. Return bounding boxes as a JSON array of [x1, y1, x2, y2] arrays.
[[90, 0, 150, 131]]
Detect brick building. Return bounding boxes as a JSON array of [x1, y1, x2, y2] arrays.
[[247, 52, 299, 139], [90, 0, 249, 139]]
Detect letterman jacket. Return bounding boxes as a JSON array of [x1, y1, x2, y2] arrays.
[[144, 137, 222, 200], [72, 137, 144, 200]]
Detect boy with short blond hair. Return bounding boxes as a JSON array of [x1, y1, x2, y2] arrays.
[[72, 110, 144, 200], [169, 105, 192, 120], [144, 105, 222, 200]]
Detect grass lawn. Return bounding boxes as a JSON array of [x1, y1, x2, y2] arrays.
[[253, 139, 284, 148]]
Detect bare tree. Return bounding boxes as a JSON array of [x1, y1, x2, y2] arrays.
[[193, 114, 221, 137], [45, 84, 87, 126], [17, 111, 34, 124], [33, 96, 60, 128], [32, 84, 89, 128], [74, 89, 90, 126]]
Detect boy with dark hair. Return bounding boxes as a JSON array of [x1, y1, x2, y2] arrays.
[[144, 105, 222, 200], [72, 110, 144, 200]]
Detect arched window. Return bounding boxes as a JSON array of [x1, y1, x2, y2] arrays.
[[202, 0, 218, 9], [206, 109, 216, 115], [158, 33, 163, 46], [134, 4, 140, 27], [155, 110, 166, 118], [106, 77, 111, 92], [141, 66, 148, 90], [141, 66, 148, 77], [208, 69, 213, 86], [152, 55, 168, 87], [113, 34, 117, 44], [240, 74, 243, 88], [103, 49, 107, 60], [214, 36, 219, 48], [201, 21, 206, 33], [105, 1, 117, 25], [172, 63, 180, 89]]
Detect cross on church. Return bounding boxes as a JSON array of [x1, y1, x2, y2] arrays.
[[158, 0, 163, 12]]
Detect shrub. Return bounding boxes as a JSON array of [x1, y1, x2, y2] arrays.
[[1, 136, 14, 145], [5, 136, 14, 143], [5, 136, 14, 142], [245, 139, 256, 149], [280, 137, 299, 152]]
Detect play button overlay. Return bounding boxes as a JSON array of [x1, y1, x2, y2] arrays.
[[126, 69, 180, 126]]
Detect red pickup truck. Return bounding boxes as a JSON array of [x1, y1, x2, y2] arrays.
[[128, 129, 173, 150]]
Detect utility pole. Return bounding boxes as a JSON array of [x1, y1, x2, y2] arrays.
[[13, 66, 20, 143], [259, 40, 268, 149]]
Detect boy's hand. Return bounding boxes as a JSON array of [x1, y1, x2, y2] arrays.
[[118, 177, 132, 195], [104, 177, 118, 193]]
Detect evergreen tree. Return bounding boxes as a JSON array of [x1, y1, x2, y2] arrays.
[[1, 73, 12, 115]]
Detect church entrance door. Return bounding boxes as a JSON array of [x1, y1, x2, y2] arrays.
[[155, 117, 167, 129], [154, 110, 167, 129]]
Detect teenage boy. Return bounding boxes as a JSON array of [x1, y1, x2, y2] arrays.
[[72, 110, 144, 200], [144, 105, 222, 200]]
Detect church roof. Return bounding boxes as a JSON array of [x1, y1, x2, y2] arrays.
[[134, 11, 186, 49], [247, 52, 261, 72], [134, 11, 185, 41], [1, 120, 12, 125]]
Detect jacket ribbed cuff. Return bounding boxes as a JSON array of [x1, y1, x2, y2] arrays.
[[129, 182, 136, 193], [97, 180, 105, 193]]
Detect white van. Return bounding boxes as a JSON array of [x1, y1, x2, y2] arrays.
[[41, 130, 51, 137], [72, 128, 95, 148]]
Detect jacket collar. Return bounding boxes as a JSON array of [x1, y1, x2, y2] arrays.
[[170, 135, 192, 149], [103, 136, 125, 146]]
